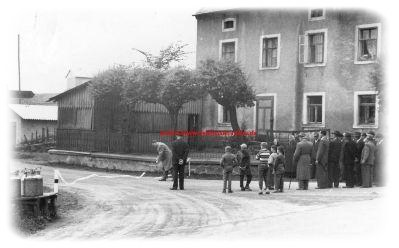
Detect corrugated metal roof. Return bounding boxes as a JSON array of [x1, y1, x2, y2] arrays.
[[193, 8, 232, 16], [9, 104, 58, 121]]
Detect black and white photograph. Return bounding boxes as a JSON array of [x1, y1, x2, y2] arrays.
[[2, 0, 398, 246]]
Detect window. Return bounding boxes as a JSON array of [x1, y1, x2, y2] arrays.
[[222, 18, 236, 32], [222, 107, 230, 123], [300, 29, 328, 67], [219, 39, 237, 62], [260, 34, 280, 69], [355, 23, 381, 64], [354, 91, 378, 128], [307, 96, 323, 123], [308, 9, 325, 21], [217, 104, 231, 124], [303, 92, 325, 126]]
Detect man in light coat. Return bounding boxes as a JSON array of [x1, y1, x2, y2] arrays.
[[153, 141, 173, 181], [361, 131, 377, 188], [293, 133, 313, 190]]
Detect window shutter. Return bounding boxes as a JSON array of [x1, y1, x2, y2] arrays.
[[298, 35, 306, 64]]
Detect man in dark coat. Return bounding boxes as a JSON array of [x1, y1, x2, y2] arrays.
[[293, 133, 313, 190], [237, 143, 252, 191], [374, 134, 384, 186], [285, 133, 297, 178], [341, 133, 357, 188], [354, 132, 366, 186], [311, 132, 320, 179], [361, 131, 377, 188], [328, 131, 342, 188], [316, 130, 330, 189], [170, 134, 189, 190]]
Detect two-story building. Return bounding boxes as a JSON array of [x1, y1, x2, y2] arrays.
[[194, 8, 383, 135]]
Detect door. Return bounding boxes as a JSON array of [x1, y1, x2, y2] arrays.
[[256, 96, 275, 136]]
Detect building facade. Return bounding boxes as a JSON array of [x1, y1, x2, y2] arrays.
[[195, 9, 383, 134]]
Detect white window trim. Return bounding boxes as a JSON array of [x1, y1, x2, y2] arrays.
[[219, 38, 238, 63], [217, 104, 231, 125], [302, 92, 326, 127], [254, 93, 277, 130], [222, 17, 236, 32], [304, 29, 328, 67], [354, 23, 382, 65], [308, 8, 326, 21], [259, 34, 281, 70], [353, 91, 379, 129]]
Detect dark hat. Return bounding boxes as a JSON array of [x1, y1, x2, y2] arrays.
[[367, 130, 375, 136], [361, 132, 367, 137], [344, 132, 352, 138], [320, 130, 327, 136]]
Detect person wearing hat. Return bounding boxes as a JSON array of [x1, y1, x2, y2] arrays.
[[315, 130, 330, 189], [285, 132, 297, 179], [374, 133, 384, 186], [353, 132, 365, 186], [360, 131, 377, 188], [255, 142, 271, 194], [311, 132, 320, 179], [152, 140, 173, 181], [170, 133, 189, 190], [237, 143, 252, 191], [220, 146, 238, 193], [341, 133, 357, 188], [293, 132, 313, 190], [328, 131, 343, 188]]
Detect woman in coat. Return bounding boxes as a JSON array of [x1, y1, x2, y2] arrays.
[[293, 133, 313, 190], [152, 141, 173, 181]]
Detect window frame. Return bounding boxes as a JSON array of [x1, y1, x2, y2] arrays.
[[254, 93, 277, 132], [353, 91, 379, 128], [308, 8, 326, 21], [303, 92, 326, 127], [222, 17, 236, 32], [217, 104, 232, 125], [219, 38, 238, 62], [259, 34, 281, 70], [303, 29, 328, 67], [354, 23, 382, 65]]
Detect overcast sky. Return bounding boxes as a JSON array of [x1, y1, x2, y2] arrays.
[[11, 8, 198, 93]]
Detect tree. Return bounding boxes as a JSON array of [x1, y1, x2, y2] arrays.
[[369, 63, 384, 112], [197, 59, 256, 131]]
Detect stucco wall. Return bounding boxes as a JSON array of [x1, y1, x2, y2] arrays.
[[196, 9, 383, 133]]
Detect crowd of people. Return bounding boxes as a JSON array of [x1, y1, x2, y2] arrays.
[[152, 130, 384, 194]]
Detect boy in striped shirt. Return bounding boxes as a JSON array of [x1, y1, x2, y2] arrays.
[[255, 142, 271, 195]]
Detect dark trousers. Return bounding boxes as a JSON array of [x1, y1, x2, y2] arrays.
[[223, 170, 232, 191], [298, 180, 309, 190], [354, 162, 362, 186], [361, 164, 373, 188], [258, 164, 268, 190], [344, 163, 355, 187], [172, 163, 185, 189], [274, 174, 284, 191], [240, 174, 252, 188], [266, 166, 274, 189], [328, 162, 340, 187]]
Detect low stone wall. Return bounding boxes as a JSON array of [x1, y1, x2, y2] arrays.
[[48, 149, 261, 176]]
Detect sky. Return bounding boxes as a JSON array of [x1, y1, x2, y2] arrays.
[[10, 8, 198, 93]]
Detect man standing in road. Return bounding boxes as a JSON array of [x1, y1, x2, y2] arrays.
[[237, 143, 252, 191], [328, 131, 342, 188], [354, 132, 366, 186], [341, 133, 357, 188], [315, 130, 330, 189], [361, 131, 377, 188], [311, 132, 320, 179], [152, 141, 173, 181], [170, 133, 189, 190], [293, 133, 313, 190]]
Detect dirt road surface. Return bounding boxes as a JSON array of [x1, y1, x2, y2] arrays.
[[11, 160, 385, 240]]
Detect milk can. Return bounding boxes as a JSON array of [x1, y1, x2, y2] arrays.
[[21, 168, 43, 197], [9, 171, 21, 198]]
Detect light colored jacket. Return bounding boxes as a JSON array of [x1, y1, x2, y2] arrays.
[[156, 142, 172, 171]]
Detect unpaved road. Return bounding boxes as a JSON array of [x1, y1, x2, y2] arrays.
[[11, 160, 385, 240]]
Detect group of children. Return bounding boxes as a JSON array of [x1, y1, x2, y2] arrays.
[[220, 142, 286, 195]]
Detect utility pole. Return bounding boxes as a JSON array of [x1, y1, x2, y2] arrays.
[[18, 34, 21, 104]]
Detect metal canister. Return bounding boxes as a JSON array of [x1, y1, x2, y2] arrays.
[[10, 176, 21, 198]]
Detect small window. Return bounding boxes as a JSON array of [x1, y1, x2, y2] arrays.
[[309, 9, 325, 20], [358, 95, 376, 125], [260, 34, 280, 69], [307, 96, 323, 124], [222, 18, 236, 32], [358, 27, 378, 61], [222, 107, 230, 123], [308, 33, 324, 64], [221, 41, 236, 61]]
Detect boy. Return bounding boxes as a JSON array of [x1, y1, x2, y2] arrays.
[[268, 145, 278, 190], [273, 146, 286, 193], [220, 146, 238, 193], [255, 142, 271, 195], [237, 143, 252, 191]]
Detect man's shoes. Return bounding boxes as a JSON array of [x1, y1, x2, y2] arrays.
[[264, 190, 270, 194], [170, 187, 177, 190], [228, 190, 233, 193], [180, 188, 184, 190], [241, 187, 245, 191], [343, 186, 354, 188], [245, 186, 252, 191], [258, 190, 263, 195], [159, 178, 167, 181], [269, 187, 275, 190], [222, 189, 226, 193]]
